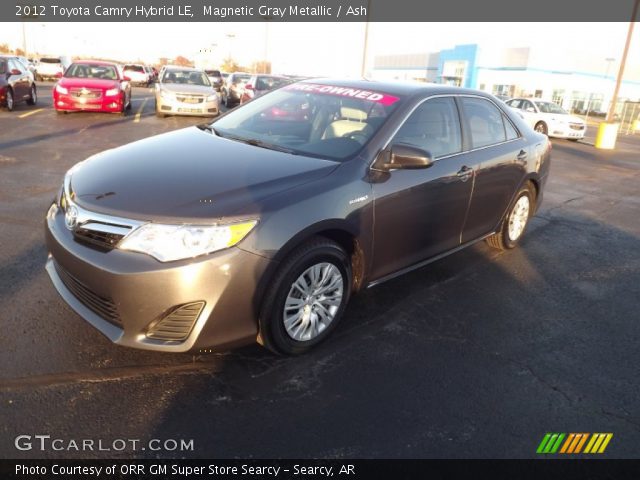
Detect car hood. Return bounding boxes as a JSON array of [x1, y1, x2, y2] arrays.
[[160, 83, 215, 95], [59, 77, 120, 90], [70, 127, 338, 221]]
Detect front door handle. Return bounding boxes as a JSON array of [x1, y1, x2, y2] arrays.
[[517, 149, 528, 161]]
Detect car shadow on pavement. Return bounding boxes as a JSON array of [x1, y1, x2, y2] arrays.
[[5, 208, 639, 459]]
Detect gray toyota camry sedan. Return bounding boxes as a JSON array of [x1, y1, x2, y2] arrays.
[[45, 80, 551, 355]]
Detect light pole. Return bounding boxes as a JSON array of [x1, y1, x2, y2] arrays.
[[226, 33, 236, 64], [262, 16, 273, 74], [360, 0, 372, 78], [595, 0, 639, 149]]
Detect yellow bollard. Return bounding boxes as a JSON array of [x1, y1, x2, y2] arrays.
[[595, 122, 619, 149], [633, 119, 640, 132]]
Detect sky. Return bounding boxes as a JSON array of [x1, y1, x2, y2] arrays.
[[2, 22, 639, 78]]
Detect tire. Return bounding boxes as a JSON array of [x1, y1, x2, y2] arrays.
[[486, 182, 535, 251], [5, 89, 14, 111], [225, 93, 233, 108], [534, 121, 548, 135], [27, 84, 37, 105], [568, 138, 579, 142], [126, 94, 132, 110], [155, 109, 165, 118], [258, 238, 352, 355]]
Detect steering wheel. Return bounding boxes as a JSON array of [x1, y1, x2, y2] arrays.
[[345, 132, 368, 145]]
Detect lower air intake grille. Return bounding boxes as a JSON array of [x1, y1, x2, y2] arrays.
[[146, 302, 205, 342], [54, 262, 121, 327]]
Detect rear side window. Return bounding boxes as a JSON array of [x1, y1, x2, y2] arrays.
[[460, 97, 509, 149], [504, 115, 520, 140], [392, 97, 462, 158], [507, 99, 521, 109], [0, 60, 6, 74]]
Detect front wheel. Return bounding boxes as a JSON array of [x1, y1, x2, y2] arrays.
[[258, 238, 352, 355], [486, 183, 535, 250], [534, 121, 548, 135]]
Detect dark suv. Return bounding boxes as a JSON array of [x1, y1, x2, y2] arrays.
[[45, 80, 550, 355], [0, 56, 37, 111]]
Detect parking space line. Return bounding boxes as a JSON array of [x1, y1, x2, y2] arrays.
[[134, 98, 148, 123], [18, 108, 44, 119]]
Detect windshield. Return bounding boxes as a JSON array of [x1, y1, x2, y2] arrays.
[[65, 63, 117, 80], [124, 65, 144, 73], [211, 83, 403, 161], [535, 101, 567, 114], [162, 70, 211, 87]]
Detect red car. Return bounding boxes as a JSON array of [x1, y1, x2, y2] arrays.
[[53, 61, 132, 115], [240, 74, 291, 104]]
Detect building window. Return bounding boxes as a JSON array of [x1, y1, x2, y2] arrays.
[[552, 89, 565, 106], [534, 90, 543, 98], [492, 85, 514, 97]]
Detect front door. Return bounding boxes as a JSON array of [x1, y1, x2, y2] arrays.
[[370, 96, 474, 281]]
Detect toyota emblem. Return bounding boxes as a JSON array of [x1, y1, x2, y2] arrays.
[[65, 205, 79, 230]]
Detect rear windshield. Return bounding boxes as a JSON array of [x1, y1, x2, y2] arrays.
[[205, 70, 221, 76], [231, 74, 251, 84], [124, 65, 144, 73], [211, 83, 404, 161], [40, 58, 61, 64], [65, 63, 118, 80], [162, 70, 211, 87], [256, 76, 290, 90]]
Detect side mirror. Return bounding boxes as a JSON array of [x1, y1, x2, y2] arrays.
[[376, 143, 434, 171]]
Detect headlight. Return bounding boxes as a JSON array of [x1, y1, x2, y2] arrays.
[[206, 94, 218, 102], [105, 88, 120, 96], [119, 221, 257, 262], [55, 85, 68, 95]]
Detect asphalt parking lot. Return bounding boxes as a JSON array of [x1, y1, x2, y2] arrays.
[[1, 82, 639, 459]]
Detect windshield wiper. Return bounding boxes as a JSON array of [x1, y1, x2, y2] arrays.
[[222, 134, 298, 155], [196, 124, 220, 136]]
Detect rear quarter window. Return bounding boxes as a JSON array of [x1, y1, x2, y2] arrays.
[[461, 97, 509, 149]]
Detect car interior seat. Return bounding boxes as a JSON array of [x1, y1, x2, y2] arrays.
[[322, 107, 373, 141]]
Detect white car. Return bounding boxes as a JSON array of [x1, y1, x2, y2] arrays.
[[506, 98, 586, 140], [123, 64, 151, 86], [36, 56, 71, 81]]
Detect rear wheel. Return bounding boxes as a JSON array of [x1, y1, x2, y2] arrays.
[[486, 183, 535, 250], [258, 238, 352, 355], [5, 89, 14, 111], [27, 84, 37, 105]]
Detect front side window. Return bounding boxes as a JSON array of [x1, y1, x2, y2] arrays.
[[461, 97, 509, 149], [535, 101, 567, 115], [392, 97, 462, 158]]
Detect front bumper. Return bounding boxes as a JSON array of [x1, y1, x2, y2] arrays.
[[45, 205, 271, 352], [549, 124, 586, 139], [54, 93, 123, 113], [156, 94, 219, 117]]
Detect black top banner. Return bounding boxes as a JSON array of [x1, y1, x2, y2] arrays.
[[4, 0, 640, 22]]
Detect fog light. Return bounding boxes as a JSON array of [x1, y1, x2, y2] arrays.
[[146, 301, 205, 342]]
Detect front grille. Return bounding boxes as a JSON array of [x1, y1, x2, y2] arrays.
[[569, 123, 585, 131], [70, 88, 102, 99], [176, 95, 204, 104], [74, 225, 127, 251], [146, 302, 205, 342], [54, 261, 121, 327]]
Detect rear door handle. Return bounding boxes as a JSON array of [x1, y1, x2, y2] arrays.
[[517, 150, 528, 161], [456, 166, 473, 181]]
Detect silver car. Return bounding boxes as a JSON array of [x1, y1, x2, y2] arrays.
[[155, 67, 219, 118]]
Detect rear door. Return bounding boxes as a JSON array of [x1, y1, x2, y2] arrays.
[[370, 96, 475, 280], [8, 58, 28, 100], [458, 96, 528, 243]]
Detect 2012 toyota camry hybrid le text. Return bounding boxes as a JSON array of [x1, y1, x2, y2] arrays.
[[44, 80, 551, 355]]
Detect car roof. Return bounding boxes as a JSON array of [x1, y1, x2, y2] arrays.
[[299, 78, 495, 99], [164, 66, 201, 72]]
